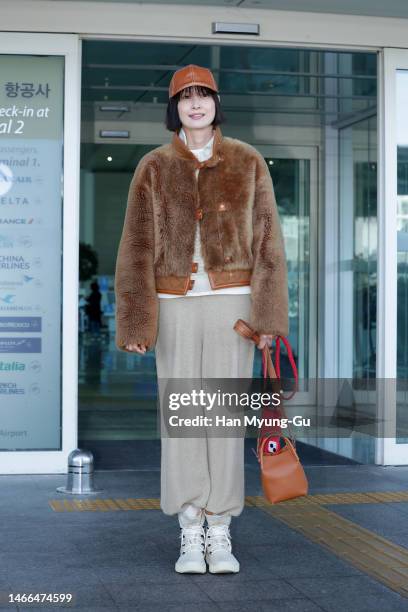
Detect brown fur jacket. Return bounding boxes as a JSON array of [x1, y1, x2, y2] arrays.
[[114, 126, 289, 352]]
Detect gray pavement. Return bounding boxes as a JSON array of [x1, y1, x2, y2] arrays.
[[1, 454, 408, 611]]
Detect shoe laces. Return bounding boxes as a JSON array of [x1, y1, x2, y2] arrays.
[[205, 524, 232, 554], [179, 525, 206, 555]]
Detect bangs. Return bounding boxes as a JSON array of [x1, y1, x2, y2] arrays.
[[179, 85, 212, 98]]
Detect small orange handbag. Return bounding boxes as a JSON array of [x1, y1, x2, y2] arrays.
[[233, 319, 308, 504]]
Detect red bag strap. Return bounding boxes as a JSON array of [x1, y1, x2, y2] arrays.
[[233, 320, 299, 399], [260, 342, 297, 448], [260, 336, 298, 401], [274, 335, 298, 401]]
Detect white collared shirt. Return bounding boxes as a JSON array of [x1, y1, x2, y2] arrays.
[[179, 127, 214, 162]]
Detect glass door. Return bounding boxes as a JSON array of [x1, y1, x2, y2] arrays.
[[337, 116, 378, 464], [380, 49, 408, 464], [255, 144, 318, 408]]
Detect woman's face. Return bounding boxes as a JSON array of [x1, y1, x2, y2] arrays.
[[177, 86, 216, 131]]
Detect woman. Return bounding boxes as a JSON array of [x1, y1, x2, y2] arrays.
[[114, 65, 289, 574]]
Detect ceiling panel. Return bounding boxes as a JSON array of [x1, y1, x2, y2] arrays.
[[50, 0, 408, 19]]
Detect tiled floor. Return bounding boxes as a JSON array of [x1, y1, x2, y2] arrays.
[[1, 464, 408, 611]]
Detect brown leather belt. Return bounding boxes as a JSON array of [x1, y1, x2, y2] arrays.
[[155, 268, 252, 295]]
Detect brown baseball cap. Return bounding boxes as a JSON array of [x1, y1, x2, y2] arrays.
[[169, 64, 219, 98]]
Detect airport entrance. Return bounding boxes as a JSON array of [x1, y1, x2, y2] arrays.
[[77, 40, 378, 467]]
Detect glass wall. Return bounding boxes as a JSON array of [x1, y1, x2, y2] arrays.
[[267, 157, 311, 382], [396, 69, 408, 443], [339, 116, 377, 381], [335, 50, 377, 462]]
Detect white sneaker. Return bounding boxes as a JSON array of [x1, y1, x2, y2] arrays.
[[175, 524, 207, 573], [205, 523, 240, 573], [175, 506, 206, 574]]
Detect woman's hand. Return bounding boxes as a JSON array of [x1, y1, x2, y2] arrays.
[[256, 334, 275, 350], [125, 343, 147, 354]]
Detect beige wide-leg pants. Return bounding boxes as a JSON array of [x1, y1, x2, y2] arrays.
[[155, 293, 255, 517]]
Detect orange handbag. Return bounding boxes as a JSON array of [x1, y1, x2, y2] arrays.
[[233, 319, 309, 504]]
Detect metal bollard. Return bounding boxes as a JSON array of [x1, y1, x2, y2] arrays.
[[56, 449, 102, 495]]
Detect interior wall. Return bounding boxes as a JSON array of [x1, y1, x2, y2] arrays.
[[1, 0, 403, 50]]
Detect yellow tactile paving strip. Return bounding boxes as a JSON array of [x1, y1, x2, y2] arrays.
[[246, 495, 408, 598], [49, 491, 408, 597], [49, 498, 161, 512], [49, 490, 408, 513], [307, 490, 408, 504]]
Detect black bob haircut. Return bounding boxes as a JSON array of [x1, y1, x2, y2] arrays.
[[165, 85, 226, 132]]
